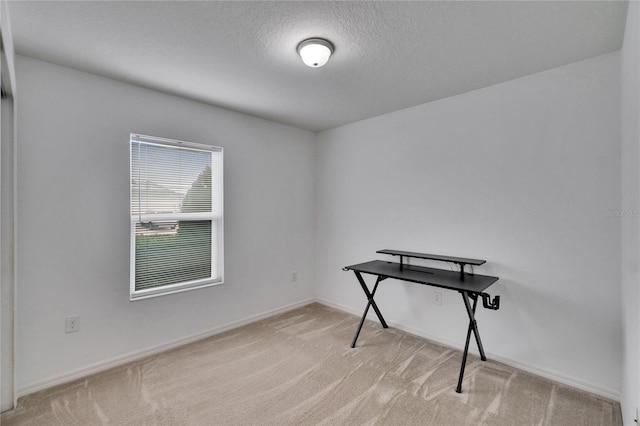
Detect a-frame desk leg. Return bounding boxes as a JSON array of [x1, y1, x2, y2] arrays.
[[351, 272, 388, 348], [456, 291, 487, 393]]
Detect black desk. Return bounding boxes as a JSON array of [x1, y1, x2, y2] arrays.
[[344, 251, 500, 393]]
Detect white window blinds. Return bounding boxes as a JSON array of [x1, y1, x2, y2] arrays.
[[130, 134, 223, 300]]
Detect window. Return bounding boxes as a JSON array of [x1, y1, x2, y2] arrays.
[[130, 134, 223, 300]]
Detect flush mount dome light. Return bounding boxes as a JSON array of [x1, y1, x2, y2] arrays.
[[297, 38, 334, 68]]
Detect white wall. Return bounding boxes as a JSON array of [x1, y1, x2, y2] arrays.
[[621, 1, 640, 423], [315, 52, 622, 398], [14, 56, 316, 393], [1, 0, 17, 411], [1, 95, 14, 411]]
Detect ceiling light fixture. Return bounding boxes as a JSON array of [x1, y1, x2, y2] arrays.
[[297, 38, 334, 68]]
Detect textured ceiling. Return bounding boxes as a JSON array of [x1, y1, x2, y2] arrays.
[[8, 1, 628, 132]]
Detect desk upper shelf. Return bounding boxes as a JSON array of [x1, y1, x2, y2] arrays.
[[376, 249, 486, 266]]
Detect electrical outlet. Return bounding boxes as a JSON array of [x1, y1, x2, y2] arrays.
[[434, 291, 442, 306], [291, 271, 298, 283], [65, 315, 80, 333]]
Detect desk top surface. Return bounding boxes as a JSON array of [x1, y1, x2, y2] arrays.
[[344, 260, 499, 293]]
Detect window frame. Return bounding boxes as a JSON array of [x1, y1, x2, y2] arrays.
[[129, 133, 224, 301]]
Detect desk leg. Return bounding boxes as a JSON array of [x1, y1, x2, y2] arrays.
[[456, 291, 486, 393], [351, 272, 388, 348]]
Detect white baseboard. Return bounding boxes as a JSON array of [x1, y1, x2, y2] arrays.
[[1, 400, 14, 413], [315, 298, 621, 402], [16, 298, 315, 400]]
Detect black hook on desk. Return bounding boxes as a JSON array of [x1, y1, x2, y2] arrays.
[[481, 293, 500, 310]]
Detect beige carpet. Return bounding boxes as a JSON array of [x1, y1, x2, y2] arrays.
[[2, 303, 621, 425]]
